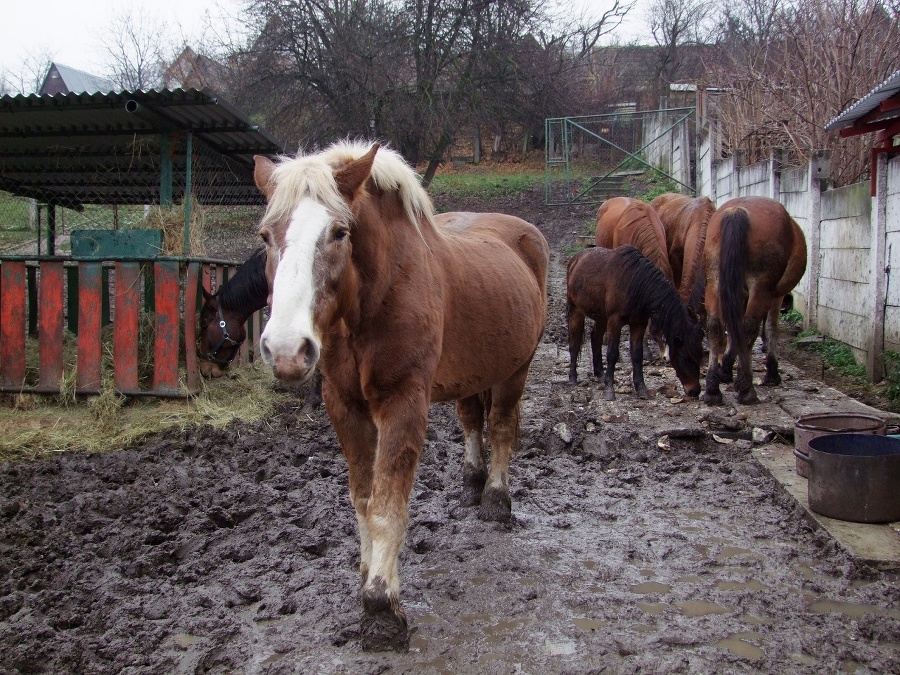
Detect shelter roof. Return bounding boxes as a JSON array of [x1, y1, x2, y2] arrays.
[[0, 88, 290, 208], [824, 68, 900, 132]]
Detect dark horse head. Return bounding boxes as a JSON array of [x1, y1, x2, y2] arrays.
[[197, 248, 269, 378], [623, 247, 704, 398]]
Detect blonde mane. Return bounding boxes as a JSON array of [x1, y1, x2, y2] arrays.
[[261, 140, 436, 234]]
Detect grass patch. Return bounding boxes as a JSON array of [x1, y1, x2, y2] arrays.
[[792, 330, 868, 380], [0, 363, 294, 461], [427, 171, 543, 199]]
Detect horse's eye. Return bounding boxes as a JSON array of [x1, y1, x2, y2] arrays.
[[334, 227, 349, 241]]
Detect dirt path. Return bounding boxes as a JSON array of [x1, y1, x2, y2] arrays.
[[1, 187, 899, 674]]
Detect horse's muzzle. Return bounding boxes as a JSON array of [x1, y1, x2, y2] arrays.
[[260, 336, 319, 385]]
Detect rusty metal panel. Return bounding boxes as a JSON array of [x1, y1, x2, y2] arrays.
[[0, 261, 27, 387], [38, 262, 65, 390], [152, 261, 180, 392], [184, 262, 200, 392], [114, 262, 140, 392], [77, 262, 103, 393]]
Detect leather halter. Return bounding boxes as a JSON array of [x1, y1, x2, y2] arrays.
[[197, 303, 245, 368]]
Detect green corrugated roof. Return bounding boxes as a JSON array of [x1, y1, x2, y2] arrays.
[[0, 88, 290, 208]]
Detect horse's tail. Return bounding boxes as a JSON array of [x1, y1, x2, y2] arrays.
[[719, 207, 750, 353]]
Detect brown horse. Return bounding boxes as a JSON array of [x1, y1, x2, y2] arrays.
[[567, 245, 702, 400], [702, 196, 807, 405], [253, 141, 549, 651], [197, 248, 268, 378], [650, 193, 715, 306]]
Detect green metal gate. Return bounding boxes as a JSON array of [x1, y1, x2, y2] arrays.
[[544, 105, 697, 205]]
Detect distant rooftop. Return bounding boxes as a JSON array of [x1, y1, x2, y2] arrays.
[[39, 63, 116, 96]]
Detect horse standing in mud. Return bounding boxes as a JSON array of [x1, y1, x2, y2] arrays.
[[702, 196, 807, 405], [650, 193, 715, 307], [197, 249, 322, 409], [253, 141, 549, 651], [567, 245, 703, 400]]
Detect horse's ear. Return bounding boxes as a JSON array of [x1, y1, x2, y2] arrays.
[[254, 155, 277, 200], [335, 144, 379, 201], [201, 286, 214, 302]]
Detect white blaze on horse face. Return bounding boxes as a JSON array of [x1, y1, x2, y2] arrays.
[[260, 198, 329, 368]]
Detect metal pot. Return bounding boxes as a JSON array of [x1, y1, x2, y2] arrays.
[[793, 412, 886, 478], [805, 434, 900, 523]]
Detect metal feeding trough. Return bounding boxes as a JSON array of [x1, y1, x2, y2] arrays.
[[793, 412, 886, 478], [804, 434, 900, 523]]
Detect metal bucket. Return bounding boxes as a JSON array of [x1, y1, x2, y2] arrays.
[[806, 434, 900, 523], [793, 412, 886, 478]]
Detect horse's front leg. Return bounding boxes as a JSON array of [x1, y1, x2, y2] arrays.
[[456, 394, 486, 507], [322, 380, 377, 585], [603, 321, 622, 401], [629, 321, 650, 399], [482, 362, 530, 523], [359, 390, 430, 652]]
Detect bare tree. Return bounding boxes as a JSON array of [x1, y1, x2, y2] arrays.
[[227, 0, 633, 178], [0, 49, 54, 95], [646, 0, 716, 103], [709, 0, 900, 186], [97, 8, 168, 90]]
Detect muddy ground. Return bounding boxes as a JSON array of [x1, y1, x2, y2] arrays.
[[2, 185, 900, 674]]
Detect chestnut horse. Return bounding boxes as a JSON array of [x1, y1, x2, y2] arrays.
[[197, 248, 322, 409], [595, 196, 674, 282], [253, 141, 549, 651], [567, 245, 702, 400], [702, 196, 807, 405], [595, 196, 674, 356], [650, 193, 715, 306]]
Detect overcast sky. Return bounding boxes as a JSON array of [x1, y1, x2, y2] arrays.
[[0, 0, 242, 80], [1, 0, 649, 84]]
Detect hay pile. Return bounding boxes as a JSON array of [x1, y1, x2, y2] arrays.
[[0, 362, 293, 461], [142, 197, 207, 256]]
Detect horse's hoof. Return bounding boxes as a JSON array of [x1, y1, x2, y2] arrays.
[[702, 391, 723, 406], [359, 608, 409, 652], [737, 389, 760, 405], [636, 387, 650, 399], [478, 487, 511, 523], [461, 467, 487, 507], [361, 580, 409, 652], [760, 375, 781, 387]]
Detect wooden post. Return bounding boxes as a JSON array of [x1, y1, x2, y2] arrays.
[[184, 262, 201, 392], [114, 263, 141, 392], [153, 261, 181, 392], [38, 261, 65, 391], [0, 261, 27, 388], [77, 262, 103, 393]]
